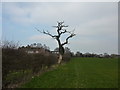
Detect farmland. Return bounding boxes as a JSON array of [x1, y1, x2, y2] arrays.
[[21, 57, 118, 88]]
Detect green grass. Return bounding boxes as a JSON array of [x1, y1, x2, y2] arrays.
[[5, 70, 32, 85], [21, 57, 118, 88]]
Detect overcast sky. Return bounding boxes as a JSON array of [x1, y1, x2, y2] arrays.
[[2, 2, 118, 54]]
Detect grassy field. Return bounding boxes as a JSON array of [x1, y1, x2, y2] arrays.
[[21, 57, 118, 88]]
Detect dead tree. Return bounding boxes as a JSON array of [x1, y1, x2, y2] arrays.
[[35, 21, 75, 64]]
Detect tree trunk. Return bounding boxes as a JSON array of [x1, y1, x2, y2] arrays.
[[58, 54, 63, 64]]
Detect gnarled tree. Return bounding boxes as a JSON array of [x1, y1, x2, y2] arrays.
[[35, 21, 75, 64]]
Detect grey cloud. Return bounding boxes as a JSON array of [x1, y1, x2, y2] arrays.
[[3, 2, 118, 54]]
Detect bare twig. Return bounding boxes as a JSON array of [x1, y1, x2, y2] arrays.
[[35, 27, 57, 39], [34, 27, 42, 33]]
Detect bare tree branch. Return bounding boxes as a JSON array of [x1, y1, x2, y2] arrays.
[[60, 29, 67, 35], [53, 21, 69, 38], [53, 21, 68, 30], [34, 27, 42, 33], [62, 33, 76, 46], [35, 27, 57, 39]]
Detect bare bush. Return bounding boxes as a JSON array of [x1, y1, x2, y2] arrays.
[[2, 41, 58, 88]]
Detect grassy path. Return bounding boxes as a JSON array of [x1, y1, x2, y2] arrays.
[[21, 57, 118, 88]]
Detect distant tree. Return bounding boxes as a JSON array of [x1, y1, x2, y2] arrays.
[[64, 47, 71, 54], [30, 43, 37, 48], [54, 47, 71, 54], [111, 54, 117, 58], [36, 21, 75, 64], [104, 53, 110, 58], [43, 44, 50, 51], [84, 52, 91, 57], [36, 43, 42, 48], [76, 51, 82, 57], [2, 40, 19, 49], [26, 45, 31, 48]]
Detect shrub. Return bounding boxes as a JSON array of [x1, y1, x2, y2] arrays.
[[2, 41, 73, 88], [2, 41, 58, 88]]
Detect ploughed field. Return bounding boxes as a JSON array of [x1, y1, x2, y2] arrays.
[[21, 57, 118, 88]]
